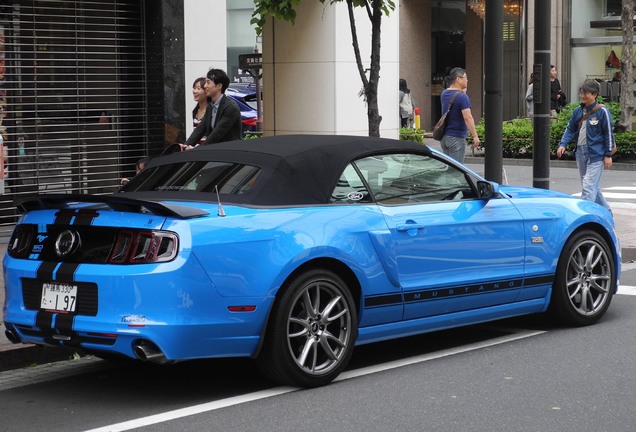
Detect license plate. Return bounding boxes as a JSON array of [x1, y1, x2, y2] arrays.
[[41, 282, 78, 313]]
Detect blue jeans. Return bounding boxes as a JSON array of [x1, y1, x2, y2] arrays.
[[575, 145, 611, 211], [440, 135, 467, 163]]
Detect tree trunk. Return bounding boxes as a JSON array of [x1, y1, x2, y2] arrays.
[[346, 0, 383, 137], [619, 0, 634, 132], [366, 1, 383, 137]]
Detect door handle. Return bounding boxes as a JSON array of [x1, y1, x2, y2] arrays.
[[396, 223, 426, 232]]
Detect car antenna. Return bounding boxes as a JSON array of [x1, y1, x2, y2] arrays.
[[215, 185, 226, 217]]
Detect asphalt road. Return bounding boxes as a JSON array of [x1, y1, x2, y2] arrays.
[[0, 296, 634, 432], [0, 159, 634, 431]]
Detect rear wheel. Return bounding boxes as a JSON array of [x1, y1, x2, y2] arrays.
[[549, 230, 615, 326], [257, 269, 357, 388]]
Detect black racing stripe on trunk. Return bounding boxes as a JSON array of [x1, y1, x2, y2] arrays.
[[72, 210, 98, 226], [54, 209, 76, 225], [35, 311, 54, 329], [56, 262, 80, 282], [35, 311, 56, 345], [37, 261, 58, 281], [55, 313, 75, 335]]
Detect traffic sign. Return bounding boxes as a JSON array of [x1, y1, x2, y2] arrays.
[[239, 53, 262, 70]]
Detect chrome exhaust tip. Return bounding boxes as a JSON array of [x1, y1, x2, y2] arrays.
[[4, 329, 21, 344], [133, 341, 169, 364]]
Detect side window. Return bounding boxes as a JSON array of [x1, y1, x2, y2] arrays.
[[354, 154, 477, 204], [330, 164, 372, 204]]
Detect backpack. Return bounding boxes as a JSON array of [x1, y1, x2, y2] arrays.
[[400, 92, 414, 117]]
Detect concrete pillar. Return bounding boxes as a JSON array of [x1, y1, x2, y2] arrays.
[[399, 0, 432, 130], [262, 1, 400, 137], [183, 0, 228, 139]]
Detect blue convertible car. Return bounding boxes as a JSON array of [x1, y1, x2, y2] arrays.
[[3, 135, 621, 387]]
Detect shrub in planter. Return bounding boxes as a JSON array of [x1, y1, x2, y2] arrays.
[[474, 118, 533, 158], [614, 131, 636, 160], [399, 127, 425, 143], [468, 99, 634, 162], [502, 119, 533, 158]]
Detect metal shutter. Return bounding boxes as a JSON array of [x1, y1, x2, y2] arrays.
[[0, 0, 147, 237]]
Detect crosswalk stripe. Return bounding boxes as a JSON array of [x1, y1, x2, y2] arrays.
[[610, 202, 636, 209], [605, 186, 636, 191], [618, 285, 636, 296], [601, 192, 636, 199], [572, 185, 636, 209]]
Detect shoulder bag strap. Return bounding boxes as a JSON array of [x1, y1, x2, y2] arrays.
[[442, 91, 461, 116], [578, 104, 604, 127]]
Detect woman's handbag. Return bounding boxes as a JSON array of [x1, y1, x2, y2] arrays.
[[433, 91, 460, 141]]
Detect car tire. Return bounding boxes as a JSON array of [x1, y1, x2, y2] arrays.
[[256, 269, 358, 388], [549, 230, 615, 326]]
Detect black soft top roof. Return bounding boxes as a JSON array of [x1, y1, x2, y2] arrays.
[[138, 135, 432, 206]]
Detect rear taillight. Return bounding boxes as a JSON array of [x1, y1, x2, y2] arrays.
[[242, 117, 258, 127], [7, 224, 36, 259], [108, 230, 178, 264]]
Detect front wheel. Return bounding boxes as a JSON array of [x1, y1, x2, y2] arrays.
[[256, 269, 358, 388], [549, 230, 615, 326]]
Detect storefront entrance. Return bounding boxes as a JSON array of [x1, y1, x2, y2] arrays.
[[0, 0, 147, 237]]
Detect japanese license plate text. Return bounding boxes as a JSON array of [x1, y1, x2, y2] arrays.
[[41, 282, 78, 313]]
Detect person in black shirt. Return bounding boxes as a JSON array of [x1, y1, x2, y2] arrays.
[[550, 65, 566, 116]]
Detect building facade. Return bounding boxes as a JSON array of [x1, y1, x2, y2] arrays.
[[0, 0, 627, 237]]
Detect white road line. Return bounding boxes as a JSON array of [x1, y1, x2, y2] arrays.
[[83, 387, 299, 432], [605, 186, 636, 191], [622, 262, 636, 272], [602, 192, 636, 200], [83, 329, 545, 432], [612, 202, 636, 209], [335, 329, 545, 381], [571, 187, 636, 209], [618, 285, 636, 296]]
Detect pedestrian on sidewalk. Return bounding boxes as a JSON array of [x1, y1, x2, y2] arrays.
[[525, 73, 534, 117], [556, 79, 615, 212], [182, 68, 242, 149], [438, 67, 480, 163], [399, 78, 415, 128]]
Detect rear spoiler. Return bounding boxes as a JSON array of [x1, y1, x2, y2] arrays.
[[15, 194, 209, 219]]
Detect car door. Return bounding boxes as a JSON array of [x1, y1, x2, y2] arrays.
[[355, 153, 527, 321]]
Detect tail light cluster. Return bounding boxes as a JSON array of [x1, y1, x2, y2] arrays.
[[7, 224, 36, 259], [108, 231, 179, 264], [7, 223, 179, 264]]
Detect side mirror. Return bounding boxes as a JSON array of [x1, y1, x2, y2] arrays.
[[477, 180, 499, 199]]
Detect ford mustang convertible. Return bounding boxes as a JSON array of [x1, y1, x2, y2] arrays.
[[3, 135, 621, 387]]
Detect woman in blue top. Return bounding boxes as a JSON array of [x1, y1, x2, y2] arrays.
[[439, 67, 480, 163]]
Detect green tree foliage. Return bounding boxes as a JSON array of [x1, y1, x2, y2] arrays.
[[251, 0, 302, 34], [252, 0, 396, 137]]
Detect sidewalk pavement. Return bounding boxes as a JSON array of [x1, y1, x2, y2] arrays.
[[1, 144, 635, 372]]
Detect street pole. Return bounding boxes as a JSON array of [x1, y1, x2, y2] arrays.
[[484, 0, 503, 184], [532, 0, 551, 189]]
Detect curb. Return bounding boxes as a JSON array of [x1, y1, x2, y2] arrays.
[[0, 343, 80, 373], [421, 134, 635, 172]]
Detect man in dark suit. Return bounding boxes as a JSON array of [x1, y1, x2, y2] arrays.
[[184, 68, 242, 148]]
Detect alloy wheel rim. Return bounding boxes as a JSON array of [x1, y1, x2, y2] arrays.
[[565, 239, 611, 316], [286, 280, 352, 376]]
